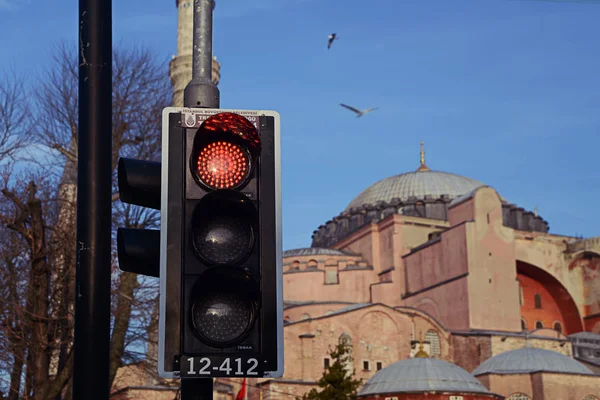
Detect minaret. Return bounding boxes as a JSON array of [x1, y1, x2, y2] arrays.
[[169, 0, 221, 107]]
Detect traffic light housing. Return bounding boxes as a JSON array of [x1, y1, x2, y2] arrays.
[[116, 158, 162, 278], [159, 107, 283, 379]]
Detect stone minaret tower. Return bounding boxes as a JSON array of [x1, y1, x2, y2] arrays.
[[169, 0, 221, 107]]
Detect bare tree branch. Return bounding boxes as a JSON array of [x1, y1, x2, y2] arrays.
[[0, 68, 31, 163]]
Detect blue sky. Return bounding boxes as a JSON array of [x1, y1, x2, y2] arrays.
[[1, 0, 599, 250]]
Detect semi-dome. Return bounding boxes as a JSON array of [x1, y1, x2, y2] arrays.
[[472, 347, 595, 376], [358, 357, 493, 397]]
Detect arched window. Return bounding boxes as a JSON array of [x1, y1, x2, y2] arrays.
[[535, 321, 543, 329], [300, 313, 311, 321], [338, 333, 353, 374], [553, 321, 563, 333], [582, 396, 600, 400], [425, 330, 441, 357], [534, 293, 542, 309], [521, 319, 527, 331], [339, 333, 352, 346], [519, 283, 524, 306], [507, 394, 531, 400], [307, 259, 318, 269], [290, 260, 300, 271]]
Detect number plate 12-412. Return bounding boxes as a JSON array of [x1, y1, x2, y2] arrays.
[[180, 356, 264, 378]]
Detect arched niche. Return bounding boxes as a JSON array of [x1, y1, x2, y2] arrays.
[[517, 260, 583, 334]]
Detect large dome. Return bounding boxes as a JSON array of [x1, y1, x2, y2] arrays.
[[358, 357, 493, 397], [346, 169, 485, 211], [472, 348, 595, 376]]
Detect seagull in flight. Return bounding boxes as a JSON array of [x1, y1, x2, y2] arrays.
[[327, 33, 338, 49], [340, 103, 379, 118]]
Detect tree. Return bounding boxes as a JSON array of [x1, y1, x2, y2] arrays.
[[34, 41, 171, 394], [0, 42, 171, 399], [0, 69, 31, 163], [303, 342, 363, 400]]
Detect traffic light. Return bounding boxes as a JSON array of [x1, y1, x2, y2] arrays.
[[159, 107, 283, 380], [116, 158, 161, 278]]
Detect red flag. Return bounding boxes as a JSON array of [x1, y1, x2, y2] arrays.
[[235, 378, 247, 400]]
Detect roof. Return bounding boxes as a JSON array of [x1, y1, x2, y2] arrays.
[[325, 303, 371, 317], [569, 332, 600, 340], [472, 347, 595, 376], [358, 357, 492, 397], [345, 170, 485, 211], [283, 248, 353, 258]]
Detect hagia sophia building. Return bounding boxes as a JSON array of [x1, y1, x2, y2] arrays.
[[109, 1, 600, 399]]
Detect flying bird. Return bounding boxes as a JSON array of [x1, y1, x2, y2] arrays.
[[327, 33, 338, 49], [340, 103, 379, 118]]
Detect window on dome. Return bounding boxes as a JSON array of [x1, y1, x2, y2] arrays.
[[307, 259, 318, 269], [582, 395, 600, 400], [535, 321, 543, 329], [290, 260, 300, 271], [507, 394, 531, 400], [415, 201, 426, 217], [534, 293, 542, 309], [300, 313, 311, 321], [325, 266, 339, 285], [425, 330, 441, 357], [553, 321, 563, 333]]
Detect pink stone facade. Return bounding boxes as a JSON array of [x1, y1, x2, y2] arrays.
[[479, 372, 600, 400], [113, 185, 600, 399], [271, 185, 600, 398]]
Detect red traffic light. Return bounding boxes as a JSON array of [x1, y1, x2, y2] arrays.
[[190, 112, 260, 191], [196, 141, 249, 189]]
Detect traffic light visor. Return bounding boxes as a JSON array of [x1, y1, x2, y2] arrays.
[[190, 112, 260, 191]]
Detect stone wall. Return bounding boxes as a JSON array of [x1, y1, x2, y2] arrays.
[[483, 372, 600, 400], [281, 305, 449, 385]]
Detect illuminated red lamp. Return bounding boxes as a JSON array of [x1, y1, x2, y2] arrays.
[[190, 112, 260, 191]]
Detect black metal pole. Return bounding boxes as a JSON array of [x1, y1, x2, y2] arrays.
[[182, 378, 214, 400], [73, 0, 113, 398]]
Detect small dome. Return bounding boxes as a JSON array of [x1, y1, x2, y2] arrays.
[[473, 348, 594, 376], [346, 170, 485, 211], [358, 357, 492, 397], [283, 247, 352, 258]]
